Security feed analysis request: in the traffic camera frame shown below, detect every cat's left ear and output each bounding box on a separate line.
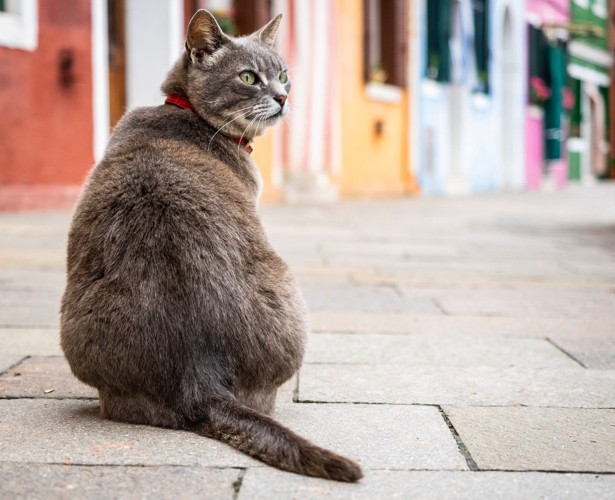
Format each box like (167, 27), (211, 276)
(253, 14), (282, 47)
(186, 10), (229, 63)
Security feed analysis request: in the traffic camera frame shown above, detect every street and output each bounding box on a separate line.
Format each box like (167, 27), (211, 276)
(1, 184), (615, 498)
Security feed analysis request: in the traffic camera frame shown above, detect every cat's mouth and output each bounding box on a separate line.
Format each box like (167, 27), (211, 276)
(267, 110), (283, 121)
(267, 105), (289, 121)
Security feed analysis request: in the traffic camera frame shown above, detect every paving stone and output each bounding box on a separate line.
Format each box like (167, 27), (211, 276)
(0, 399), (257, 467)
(293, 266), (355, 286)
(392, 265), (553, 283)
(276, 375), (297, 405)
(0, 354), (24, 375)
(301, 285), (442, 314)
(371, 261), (579, 285)
(0, 356), (97, 399)
(0, 328), (62, 356)
(549, 337), (615, 370)
(309, 312), (615, 338)
(418, 288), (615, 319)
(0, 354), (296, 404)
(274, 403), (466, 471)
(319, 241), (461, 259)
(0, 269), (66, 287)
(0, 286), (64, 305)
(443, 406), (615, 472)
(305, 333), (577, 369)
(298, 365), (615, 407)
(1, 187), (615, 497)
(0, 210), (71, 230)
(0, 463), (239, 500)
(0, 305), (60, 328)
(352, 267), (614, 290)
(0, 249), (65, 269)
(239, 469), (615, 500)
(565, 260), (615, 279)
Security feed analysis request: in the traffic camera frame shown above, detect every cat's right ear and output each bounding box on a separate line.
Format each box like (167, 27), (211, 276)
(186, 10), (229, 63)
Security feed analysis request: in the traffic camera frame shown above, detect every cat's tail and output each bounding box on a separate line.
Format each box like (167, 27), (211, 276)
(189, 396), (363, 482)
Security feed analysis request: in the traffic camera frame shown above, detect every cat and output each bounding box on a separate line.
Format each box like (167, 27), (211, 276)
(60, 10), (362, 482)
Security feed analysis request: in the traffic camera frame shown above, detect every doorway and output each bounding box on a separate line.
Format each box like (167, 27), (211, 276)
(107, 0), (126, 129)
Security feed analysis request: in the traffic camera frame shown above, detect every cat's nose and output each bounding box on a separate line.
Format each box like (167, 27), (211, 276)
(274, 94), (287, 107)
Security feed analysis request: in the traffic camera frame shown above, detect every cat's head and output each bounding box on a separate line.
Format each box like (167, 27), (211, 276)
(165, 10), (290, 142)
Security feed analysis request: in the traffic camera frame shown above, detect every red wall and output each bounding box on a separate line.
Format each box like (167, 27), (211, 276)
(0, 0), (94, 204)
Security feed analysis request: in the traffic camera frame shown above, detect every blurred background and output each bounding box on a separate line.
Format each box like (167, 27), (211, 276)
(0, 0), (613, 210)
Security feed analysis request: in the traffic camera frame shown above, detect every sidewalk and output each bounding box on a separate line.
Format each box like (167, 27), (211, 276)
(1, 185), (614, 498)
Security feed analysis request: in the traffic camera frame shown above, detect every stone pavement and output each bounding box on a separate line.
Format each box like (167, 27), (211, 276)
(1, 184), (615, 499)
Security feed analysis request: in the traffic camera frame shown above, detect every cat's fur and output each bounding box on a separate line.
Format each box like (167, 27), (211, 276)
(60, 10), (362, 482)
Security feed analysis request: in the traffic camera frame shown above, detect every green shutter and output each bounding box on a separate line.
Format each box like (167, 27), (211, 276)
(426, 0), (452, 82)
(544, 44), (566, 161)
(472, 0), (489, 93)
(569, 78), (582, 137)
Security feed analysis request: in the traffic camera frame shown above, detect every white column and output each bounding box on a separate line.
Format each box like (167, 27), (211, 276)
(409, 0), (424, 184)
(92, 0), (110, 161)
(125, 0), (184, 109)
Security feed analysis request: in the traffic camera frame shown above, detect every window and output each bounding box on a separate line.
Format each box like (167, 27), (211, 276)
(472, 0), (489, 93)
(426, 0), (452, 82)
(544, 42), (567, 161)
(426, 0), (490, 91)
(364, 0), (407, 87)
(527, 23), (569, 161)
(186, 0), (271, 36)
(527, 24), (549, 105)
(0, 0), (38, 51)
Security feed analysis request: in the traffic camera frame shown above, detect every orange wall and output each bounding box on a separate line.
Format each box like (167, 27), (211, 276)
(334, 0), (416, 198)
(0, 0), (94, 187)
(252, 131), (281, 203)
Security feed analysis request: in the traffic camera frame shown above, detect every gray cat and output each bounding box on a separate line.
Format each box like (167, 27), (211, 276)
(60, 10), (362, 482)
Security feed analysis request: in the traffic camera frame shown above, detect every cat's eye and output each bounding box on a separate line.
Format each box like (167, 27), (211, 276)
(279, 72), (288, 84)
(240, 71), (257, 85)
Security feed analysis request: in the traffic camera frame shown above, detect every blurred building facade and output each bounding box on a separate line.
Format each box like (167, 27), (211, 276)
(567, 0), (612, 182)
(0, 0), (95, 209)
(0, 0), (613, 210)
(412, 0), (526, 195)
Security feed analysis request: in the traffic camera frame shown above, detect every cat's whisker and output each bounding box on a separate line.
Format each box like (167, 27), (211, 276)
(284, 113), (294, 128)
(253, 115), (262, 138)
(238, 114), (261, 152)
(256, 114), (266, 137)
(282, 109), (297, 133)
(227, 105), (257, 115)
(208, 110), (253, 151)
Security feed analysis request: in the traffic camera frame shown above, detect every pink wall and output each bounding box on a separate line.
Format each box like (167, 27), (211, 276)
(526, 0), (569, 23)
(525, 110), (544, 190)
(524, 0), (570, 190)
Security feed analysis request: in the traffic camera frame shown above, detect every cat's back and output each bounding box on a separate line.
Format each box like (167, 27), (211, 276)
(87, 105), (251, 210)
(74, 106), (258, 250)
(65, 105), (270, 297)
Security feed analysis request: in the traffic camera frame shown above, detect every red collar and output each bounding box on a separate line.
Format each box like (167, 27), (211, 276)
(165, 94), (253, 154)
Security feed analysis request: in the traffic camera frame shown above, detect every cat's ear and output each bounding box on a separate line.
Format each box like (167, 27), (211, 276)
(253, 14), (282, 47)
(186, 10), (229, 63)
